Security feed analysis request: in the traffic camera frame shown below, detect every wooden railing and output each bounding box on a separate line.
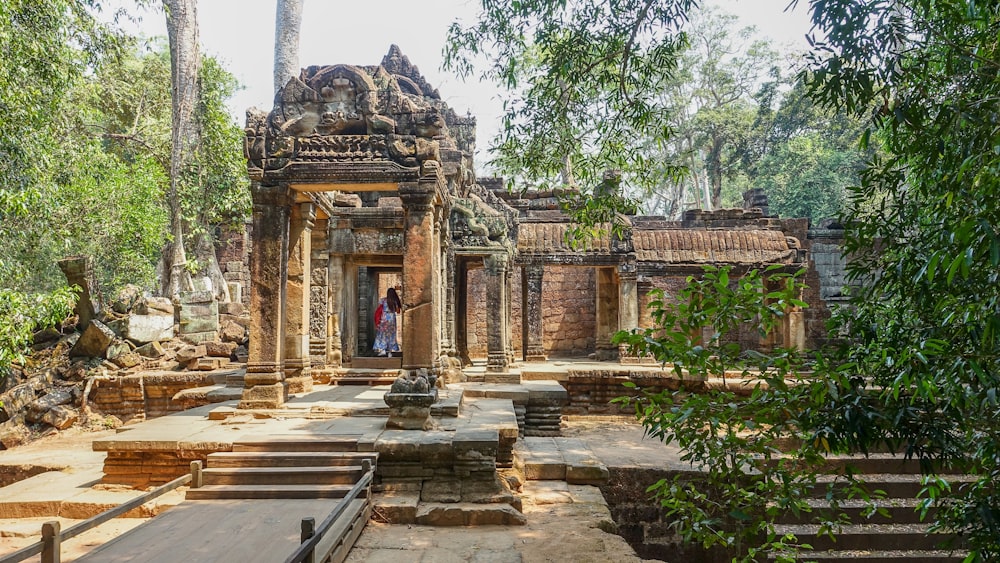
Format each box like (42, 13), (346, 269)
(0, 464), (195, 563)
(284, 459), (374, 563)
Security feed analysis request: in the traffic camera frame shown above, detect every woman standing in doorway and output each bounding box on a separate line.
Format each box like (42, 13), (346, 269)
(373, 287), (402, 356)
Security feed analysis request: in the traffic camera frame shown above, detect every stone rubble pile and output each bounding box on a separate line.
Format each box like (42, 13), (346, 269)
(0, 285), (250, 450)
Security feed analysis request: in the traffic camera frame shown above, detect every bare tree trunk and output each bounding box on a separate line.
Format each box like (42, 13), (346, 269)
(160, 0), (200, 299)
(274, 0), (304, 95)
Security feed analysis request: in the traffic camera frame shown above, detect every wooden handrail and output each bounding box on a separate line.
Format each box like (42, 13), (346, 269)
(0, 472), (192, 563)
(283, 460), (373, 563)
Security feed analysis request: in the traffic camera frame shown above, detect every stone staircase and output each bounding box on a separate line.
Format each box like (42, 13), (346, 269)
(771, 454), (971, 562)
(516, 436), (610, 484)
(186, 436), (377, 501)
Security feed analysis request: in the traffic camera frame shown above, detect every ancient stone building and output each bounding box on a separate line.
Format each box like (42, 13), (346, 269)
(238, 46), (842, 408)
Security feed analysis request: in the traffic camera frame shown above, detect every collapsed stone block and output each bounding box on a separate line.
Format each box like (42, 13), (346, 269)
(203, 341), (236, 358)
(176, 345), (207, 363)
(42, 405), (78, 430)
(135, 341), (165, 359)
(0, 384), (34, 422)
(69, 320), (115, 358)
(120, 314), (175, 344)
(135, 296), (174, 316)
(26, 388), (74, 423)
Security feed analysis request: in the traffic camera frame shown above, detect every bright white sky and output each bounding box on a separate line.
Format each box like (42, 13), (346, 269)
(111, 0), (813, 165)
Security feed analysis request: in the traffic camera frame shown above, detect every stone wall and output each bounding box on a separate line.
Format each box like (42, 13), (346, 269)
(88, 372), (220, 422)
(467, 265), (596, 359)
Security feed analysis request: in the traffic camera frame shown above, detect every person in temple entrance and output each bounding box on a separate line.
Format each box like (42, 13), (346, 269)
(373, 287), (402, 356)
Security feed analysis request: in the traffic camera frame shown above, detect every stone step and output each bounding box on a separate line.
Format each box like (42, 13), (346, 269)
(807, 474), (977, 499)
(206, 451), (377, 468)
(758, 454), (971, 476)
(185, 484), (363, 500)
(414, 502), (527, 526)
(201, 466), (364, 486)
(772, 550), (968, 563)
(518, 437), (609, 484)
(773, 524), (965, 552)
(231, 435), (361, 453)
(774, 498), (936, 525)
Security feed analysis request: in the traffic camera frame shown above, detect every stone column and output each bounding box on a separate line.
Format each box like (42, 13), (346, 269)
(327, 254), (344, 368)
(399, 181), (436, 372)
(456, 259), (470, 365)
(485, 253), (512, 373)
(342, 262), (358, 364)
(617, 262), (639, 364)
(241, 184), (291, 409)
(522, 264), (546, 362)
(57, 256), (101, 327)
(283, 201), (314, 394)
(594, 267), (619, 360)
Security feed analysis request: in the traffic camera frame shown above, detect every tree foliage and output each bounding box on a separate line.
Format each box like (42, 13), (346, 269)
(445, 0), (694, 193)
(454, 0), (1000, 559)
(802, 0), (1000, 556)
(0, 287), (77, 383)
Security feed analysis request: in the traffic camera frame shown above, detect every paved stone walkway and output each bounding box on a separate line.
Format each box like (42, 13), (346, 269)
(349, 481), (664, 563)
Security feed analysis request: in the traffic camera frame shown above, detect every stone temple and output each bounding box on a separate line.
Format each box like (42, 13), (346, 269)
(238, 45), (844, 410)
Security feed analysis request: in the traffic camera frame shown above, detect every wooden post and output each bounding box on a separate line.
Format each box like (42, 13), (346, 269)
(41, 520), (61, 563)
(190, 460), (203, 489)
(300, 517), (316, 563)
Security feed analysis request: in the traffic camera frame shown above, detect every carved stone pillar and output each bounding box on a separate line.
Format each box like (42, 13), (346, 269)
(594, 267), (619, 361)
(327, 254), (344, 368)
(442, 251), (457, 356)
(485, 253), (511, 373)
(399, 181), (436, 372)
(241, 184), (291, 409)
(617, 262), (639, 364)
(284, 202), (314, 394)
(522, 264), (546, 362)
(309, 218), (329, 371)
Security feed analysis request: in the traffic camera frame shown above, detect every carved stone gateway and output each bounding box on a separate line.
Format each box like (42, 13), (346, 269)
(240, 46), (503, 408)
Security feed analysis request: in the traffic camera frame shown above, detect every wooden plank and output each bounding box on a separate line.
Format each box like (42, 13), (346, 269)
(74, 499), (343, 563)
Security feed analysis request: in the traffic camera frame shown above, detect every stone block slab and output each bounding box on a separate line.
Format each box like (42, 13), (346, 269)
(415, 503), (526, 526)
(373, 492), (419, 524)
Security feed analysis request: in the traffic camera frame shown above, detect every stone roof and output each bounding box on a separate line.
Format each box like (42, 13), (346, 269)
(517, 223), (612, 254)
(633, 229), (795, 264)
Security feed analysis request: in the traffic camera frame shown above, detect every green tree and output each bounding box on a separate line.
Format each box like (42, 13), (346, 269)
(454, 0), (1000, 559)
(444, 0), (694, 195)
(803, 0), (1000, 556)
(755, 133), (859, 221)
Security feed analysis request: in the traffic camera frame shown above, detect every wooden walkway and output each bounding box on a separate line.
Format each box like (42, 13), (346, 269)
(75, 498), (366, 563)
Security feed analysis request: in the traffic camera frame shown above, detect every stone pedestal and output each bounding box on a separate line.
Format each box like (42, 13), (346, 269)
(384, 392), (437, 430)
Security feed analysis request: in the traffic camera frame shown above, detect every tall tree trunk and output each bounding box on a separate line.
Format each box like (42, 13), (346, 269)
(274, 0), (303, 95)
(707, 135), (723, 210)
(160, 0), (200, 299)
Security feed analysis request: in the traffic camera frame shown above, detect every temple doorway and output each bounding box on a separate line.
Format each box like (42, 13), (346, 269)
(357, 267), (402, 358)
